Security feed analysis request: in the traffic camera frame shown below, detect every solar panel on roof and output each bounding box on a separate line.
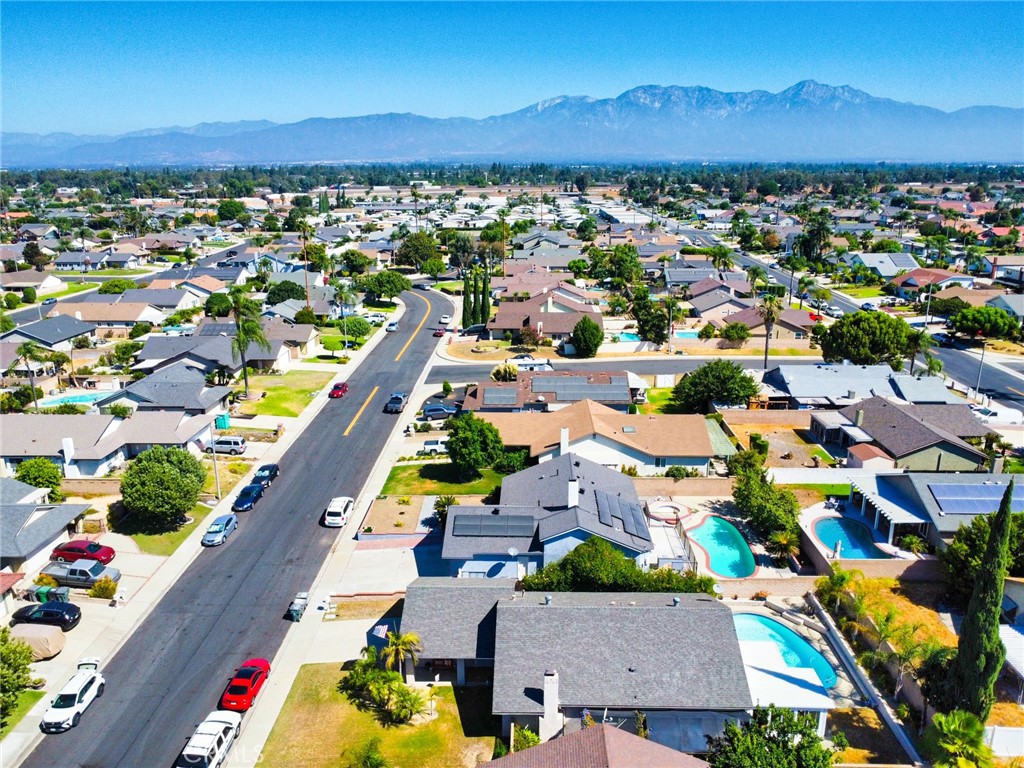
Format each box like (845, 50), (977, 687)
(630, 505), (651, 541)
(532, 377), (584, 393)
(621, 504), (638, 536)
(451, 514), (536, 537)
(928, 482), (1024, 514)
(483, 388), (518, 405)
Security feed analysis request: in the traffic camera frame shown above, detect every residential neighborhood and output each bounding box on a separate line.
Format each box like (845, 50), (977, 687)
(1, 160), (1023, 768)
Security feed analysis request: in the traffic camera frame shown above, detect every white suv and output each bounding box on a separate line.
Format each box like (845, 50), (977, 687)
(324, 496), (354, 528)
(40, 658), (105, 733)
(175, 710), (242, 768)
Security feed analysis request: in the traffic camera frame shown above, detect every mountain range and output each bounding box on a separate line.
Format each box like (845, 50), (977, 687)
(4, 82), (1022, 167)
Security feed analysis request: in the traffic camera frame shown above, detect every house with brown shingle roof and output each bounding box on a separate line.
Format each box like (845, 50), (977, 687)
(48, 302), (166, 336)
(892, 268), (974, 299)
(489, 724), (709, 767)
(477, 399), (717, 475)
(487, 292), (603, 342)
(709, 307), (817, 339)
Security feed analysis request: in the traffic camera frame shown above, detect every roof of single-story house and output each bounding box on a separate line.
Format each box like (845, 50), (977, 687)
(401, 577), (517, 659)
(761, 364), (962, 407)
(0, 315), (96, 348)
(94, 361), (232, 412)
(0, 501), (93, 559)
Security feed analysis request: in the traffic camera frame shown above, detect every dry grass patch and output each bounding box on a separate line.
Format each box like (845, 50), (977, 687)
(330, 598), (404, 621)
(989, 701), (1024, 727)
(829, 707), (909, 764)
(260, 663), (499, 768)
(853, 578), (956, 649)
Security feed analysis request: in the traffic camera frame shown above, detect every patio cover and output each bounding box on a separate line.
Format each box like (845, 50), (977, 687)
(852, 476), (930, 525)
(998, 623), (1024, 702)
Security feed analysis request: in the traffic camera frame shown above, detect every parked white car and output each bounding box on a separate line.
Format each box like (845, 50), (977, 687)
(40, 658), (105, 733)
(825, 306), (844, 318)
(324, 496), (354, 528)
(970, 404), (1024, 425)
(175, 710), (242, 768)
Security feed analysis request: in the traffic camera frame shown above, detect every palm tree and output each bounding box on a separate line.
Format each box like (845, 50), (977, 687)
(925, 353), (944, 377)
(746, 265), (767, 292)
(381, 631), (422, 673)
(337, 283), (358, 348)
(709, 246), (735, 274)
(797, 276), (815, 309)
(903, 330), (934, 373)
(7, 341), (48, 413)
(756, 294), (783, 370)
(815, 562), (863, 613)
(765, 529), (801, 564)
(228, 286), (271, 399)
(929, 710), (994, 768)
(297, 220), (314, 307)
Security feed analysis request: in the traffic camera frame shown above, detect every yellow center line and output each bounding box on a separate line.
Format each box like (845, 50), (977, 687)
(343, 385), (379, 436)
(394, 291), (431, 362)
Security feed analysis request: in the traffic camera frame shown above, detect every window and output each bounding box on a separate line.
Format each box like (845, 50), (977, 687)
(655, 458), (667, 468)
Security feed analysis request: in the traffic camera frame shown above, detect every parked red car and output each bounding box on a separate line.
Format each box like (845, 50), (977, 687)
(50, 540), (116, 565)
(220, 658), (271, 711)
(328, 382), (349, 399)
(432, 328), (446, 337)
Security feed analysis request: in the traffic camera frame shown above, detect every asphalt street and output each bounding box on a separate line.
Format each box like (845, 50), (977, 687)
(21, 288), (454, 768)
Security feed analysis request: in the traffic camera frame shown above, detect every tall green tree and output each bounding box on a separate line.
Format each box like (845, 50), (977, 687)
(395, 231), (438, 269)
(380, 632), (422, 672)
(0, 627), (33, 722)
(756, 294), (783, 369)
(479, 265), (491, 324)
(120, 446), (206, 532)
(14, 457), (64, 501)
(445, 412), (503, 480)
(954, 481), (1012, 721)
(671, 360), (759, 414)
(819, 311), (911, 370)
(571, 316), (603, 358)
(361, 270), (411, 300)
(229, 286), (271, 399)
(461, 271), (472, 327)
(468, 269), (479, 327)
(903, 329), (934, 373)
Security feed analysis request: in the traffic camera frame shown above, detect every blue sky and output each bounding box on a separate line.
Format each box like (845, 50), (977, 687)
(3, 1), (1021, 134)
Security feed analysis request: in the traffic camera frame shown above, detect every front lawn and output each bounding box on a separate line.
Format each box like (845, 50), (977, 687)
(260, 664), (498, 768)
(0, 690), (45, 741)
(839, 286), (885, 299)
(89, 268), (150, 276)
(381, 464), (502, 496)
(638, 387), (679, 415)
(200, 458), (253, 497)
(41, 281), (97, 300)
(237, 371), (334, 417)
(852, 578), (957, 649)
(109, 502), (214, 557)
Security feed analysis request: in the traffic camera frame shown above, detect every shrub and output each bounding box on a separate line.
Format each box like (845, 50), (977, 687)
(107, 403), (132, 418)
(513, 725), (540, 752)
(620, 464), (639, 477)
(0, 627), (33, 720)
(89, 576), (118, 600)
(128, 322), (152, 339)
(15, 457), (64, 501)
(22, 287), (36, 304)
(120, 446), (206, 532)
(493, 450), (527, 475)
(4, 292), (22, 309)
(398, 496), (411, 506)
(349, 737), (390, 768)
(442, 380), (453, 397)
(34, 574), (58, 588)
(665, 465), (700, 479)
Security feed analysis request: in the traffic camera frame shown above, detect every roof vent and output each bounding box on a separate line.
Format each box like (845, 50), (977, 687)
(628, 666), (637, 673)
(491, 508), (501, 515)
(622, 426), (637, 434)
(672, 596), (680, 606)
(544, 595), (552, 605)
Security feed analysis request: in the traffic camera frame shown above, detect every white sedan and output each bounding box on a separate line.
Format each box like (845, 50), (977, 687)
(440, 314), (452, 325)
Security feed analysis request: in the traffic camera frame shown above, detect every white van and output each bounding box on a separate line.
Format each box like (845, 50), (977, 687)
(205, 436), (247, 456)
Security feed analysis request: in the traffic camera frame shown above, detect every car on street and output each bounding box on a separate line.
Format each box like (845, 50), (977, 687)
(171, 262), (183, 269)
(440, 314), (452, 324)
(414, 282), (431, 290)
(384, 392), (408, 413)
(51, 540), (116, 565)
(323, 496), (354, 528)
(860, 302), (878, 311)
(40, 659), (104, 733)
(253, 463), (279, 488)
(825, 306), (844, 319)
(422, 403), (458, 420)
(931, 332), (955, 347)
(42, 297), (58, 306)
(385, 321), (399, 332)
(11, 602), (82, 631)
(433, 327), (446, 337)
(328, 381), (349, 399)
(201, 514), (238, 547)
(219, 658), (271, 711)
(231, 483), (264, 512)
(175, 710), (242, 768)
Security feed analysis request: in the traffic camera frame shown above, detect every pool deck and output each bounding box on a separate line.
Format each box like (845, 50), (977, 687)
(799, 503), (914, 561)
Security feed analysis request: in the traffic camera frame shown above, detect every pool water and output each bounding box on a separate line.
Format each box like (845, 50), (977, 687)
(617, 330), (700, 342)
(734, 613), (838, 688)
(688, 516), (756, 578)
(814, 517), (889, 559)
(38, 391), (110, 407)
(618, 332), (642, 342)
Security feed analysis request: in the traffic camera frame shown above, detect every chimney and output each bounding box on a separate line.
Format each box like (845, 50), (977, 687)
(558, 427), (569, 456)
(74, 311), (82, 321)
(854, 409), (865, 427)
(848, 390), (857, 401)
(539, 670), (561, 741)
(61, 437), (75, 461)
(567, 479), (579, 508)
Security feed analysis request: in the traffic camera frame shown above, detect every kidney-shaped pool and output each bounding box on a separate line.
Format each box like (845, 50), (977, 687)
(733, 613), (838, 688)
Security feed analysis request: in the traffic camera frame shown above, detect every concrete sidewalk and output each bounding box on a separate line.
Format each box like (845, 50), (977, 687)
(2, 299), (409, 768)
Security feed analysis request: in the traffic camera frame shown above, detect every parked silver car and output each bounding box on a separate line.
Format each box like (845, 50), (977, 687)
(202, 514), (238, 546)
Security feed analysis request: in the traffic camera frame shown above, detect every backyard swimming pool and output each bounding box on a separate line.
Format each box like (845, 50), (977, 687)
(814, 516), (889, 559)
(687, 516), (756, 578)
(37, 391), (110, 408)
(617, 329), (701, 342)
(733, 613), (838, 688)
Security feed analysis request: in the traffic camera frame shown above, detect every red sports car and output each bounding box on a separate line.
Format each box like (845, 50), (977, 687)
(432, 328), (445, 337)
(50, 540), (116, 565)
(220, 658), (271, 711)
(328, 382), (349, 399)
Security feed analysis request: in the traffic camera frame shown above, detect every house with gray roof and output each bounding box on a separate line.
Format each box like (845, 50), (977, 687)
(0, 315), (97, 351)
(811, 396), (988, 472)
(761, 363), (962, 409)
(1, 496), (92, 579)
(401, 582), (834, 750)
(687, 289), (755, 320)
(440, 453), (652, 578)
(93, 361), (232, 415)
(118, 288), (201, 312)
(848, 472), (1020, 549)
(134, 334), (290, 376)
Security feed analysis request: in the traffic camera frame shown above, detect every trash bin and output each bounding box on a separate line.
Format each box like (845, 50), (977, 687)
(215, 414), (231, 429)
(34, 586), (52, 603)
(48, 587), (70, 603)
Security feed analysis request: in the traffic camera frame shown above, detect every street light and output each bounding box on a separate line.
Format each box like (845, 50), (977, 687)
(975, 331), (987, 400)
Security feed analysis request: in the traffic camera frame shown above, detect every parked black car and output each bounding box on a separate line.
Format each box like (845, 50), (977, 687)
(253, 464), (280, 489)
(231, 483), (265, 512)
(11, 602), (82, 632)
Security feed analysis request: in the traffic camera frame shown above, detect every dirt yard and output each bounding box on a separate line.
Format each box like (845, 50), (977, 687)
(729, 424), (833, 468)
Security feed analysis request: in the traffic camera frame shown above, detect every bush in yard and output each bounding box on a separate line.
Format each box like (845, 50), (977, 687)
(22, 287), (36, 304)
(34, 573), (58, 587)
(446, 413), (504, 480)
(343, 316), (372, 339)
(671, 360), (759, 414)
(490, 362), (518, 382)
(98, 278), (137, 295)
(205, 293), (232, 318)
(0, 627), (33, 722)
(4, 292), (21, 310)
(89, 576), (118, 600)
(120, 446), (206, 532)
(720, 322), (750, 345)
(733, 466), (800, 539)
(705, 705), (840, 768)
(570, 316), (603, 358)
(665, 465), (700, 479)
(441, 380), (453, 397)
(493, 449), (527, 475)
(128, 321), (153, 339)
(348, 737), (390, 768)
(513, 725), (540, 752)
(433, 495), (458, 529)
(266, 280), (306, 305)
(107, 403), (132, 418)
(15, 457), (64, 501)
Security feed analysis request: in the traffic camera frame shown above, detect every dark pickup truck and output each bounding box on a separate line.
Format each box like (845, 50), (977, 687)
(40, 560), (122, 588)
